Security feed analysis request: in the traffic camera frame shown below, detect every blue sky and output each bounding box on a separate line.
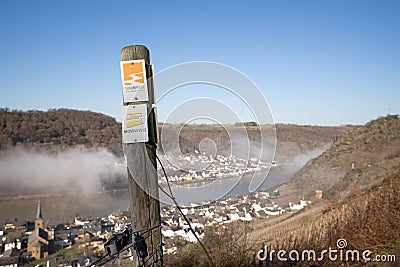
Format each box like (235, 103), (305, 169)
(0, 0), (399, 125)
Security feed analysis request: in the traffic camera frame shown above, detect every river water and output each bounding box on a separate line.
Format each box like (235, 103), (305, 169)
(0, 167), (293, 225)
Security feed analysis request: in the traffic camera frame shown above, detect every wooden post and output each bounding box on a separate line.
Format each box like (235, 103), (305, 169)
(121, 45), (162, 266)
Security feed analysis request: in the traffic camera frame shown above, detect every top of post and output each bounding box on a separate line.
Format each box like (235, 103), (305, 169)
(121, 45), (150, 64)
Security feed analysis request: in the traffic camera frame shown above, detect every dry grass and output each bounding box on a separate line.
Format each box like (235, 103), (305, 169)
(165, 223), (257, 267)
(257, 171), (400, 266)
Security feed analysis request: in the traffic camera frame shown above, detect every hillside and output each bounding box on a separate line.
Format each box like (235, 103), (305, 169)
(0, 108), (349, 160)
(159, 123), (348, 160)
(0, 108), (122, 155)
(290, 114), (400, 199)
(255, 170), (400, 267)
(256, 122), (400, 264)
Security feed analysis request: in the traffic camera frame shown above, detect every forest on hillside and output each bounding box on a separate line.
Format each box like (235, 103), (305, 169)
(0, 108), (122, 155)
(0, 108), (348, 159)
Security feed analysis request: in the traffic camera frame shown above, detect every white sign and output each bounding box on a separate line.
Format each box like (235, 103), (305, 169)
(122, 104), (148, 143)
(120, 59), (149, 103)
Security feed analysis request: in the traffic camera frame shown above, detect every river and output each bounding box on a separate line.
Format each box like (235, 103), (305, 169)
(0, 167), (294, 225)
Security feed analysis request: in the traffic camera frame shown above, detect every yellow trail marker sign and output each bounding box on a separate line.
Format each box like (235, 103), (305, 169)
(122, 104), (148, 143)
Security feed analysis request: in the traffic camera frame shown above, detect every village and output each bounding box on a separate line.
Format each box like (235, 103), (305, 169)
(0, 151), (306, 266)
(157, 150), (276, 184)
(0, 186), (310, 266)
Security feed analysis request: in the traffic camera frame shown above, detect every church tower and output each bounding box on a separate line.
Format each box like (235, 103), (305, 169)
(34, 200), (43, 230)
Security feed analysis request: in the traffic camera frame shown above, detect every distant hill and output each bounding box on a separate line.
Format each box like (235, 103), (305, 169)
(290, 114), (400, 199)
(0, 108), (349, 159)
(0, 108), (122, 155)
(159, 123), (348, 160)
